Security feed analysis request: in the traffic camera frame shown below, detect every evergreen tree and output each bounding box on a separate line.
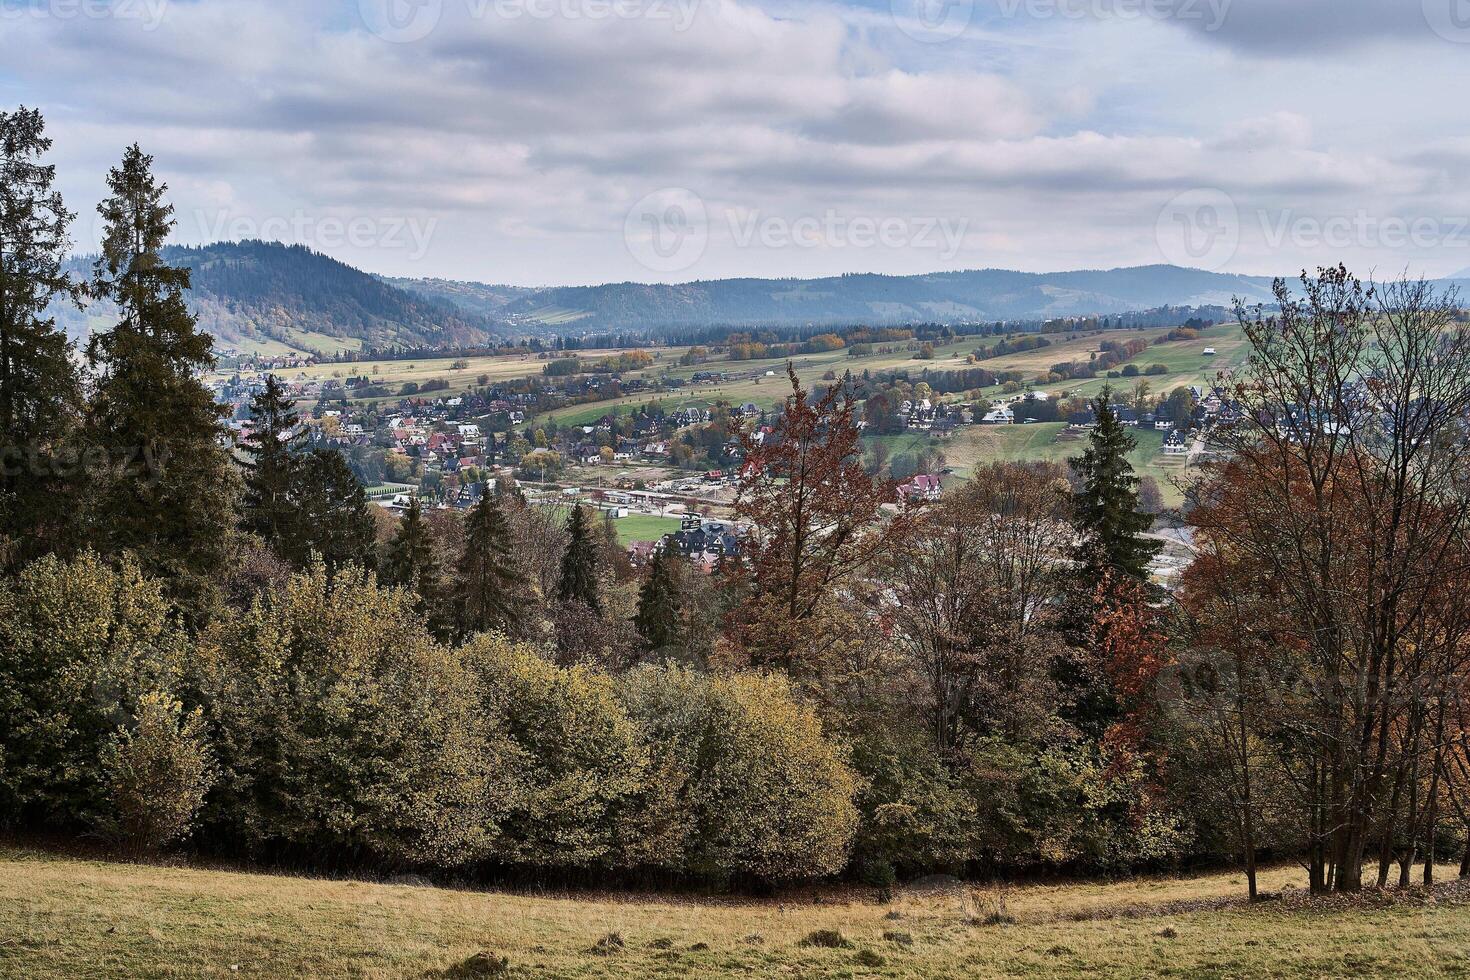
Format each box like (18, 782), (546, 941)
(0, 107), (82, 566)
(1069, 389), (1161, 581)
(455, 491), (525, 639)
(384, 496), (439, 611)
(282, 449), (376, 578)
(557, 504), (600, 612)
(634, 547), (683, 654)
(86, 145), (237, 602)
(239, 374), (299, 547)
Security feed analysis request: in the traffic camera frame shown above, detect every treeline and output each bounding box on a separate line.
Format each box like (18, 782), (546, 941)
(658, 323), (942, 350)
(543, 351), (655, 376)
(0, 556), (855, 882)
(874, 366), (1005, 396)
(972, 335), (1051, 359)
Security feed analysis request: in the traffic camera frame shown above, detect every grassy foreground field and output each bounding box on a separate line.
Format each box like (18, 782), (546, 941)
(3, 846), (1469, 979)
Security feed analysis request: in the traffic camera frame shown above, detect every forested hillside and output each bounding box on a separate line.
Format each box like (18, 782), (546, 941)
(54, 241), (500, 355)
(382, 276), (537, 318)
(466, 266), (1280, 331)
(53, 247), (1280, 352)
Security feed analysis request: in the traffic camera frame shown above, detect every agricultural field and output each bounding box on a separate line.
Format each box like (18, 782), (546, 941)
(612, 514), (682, 545)
(528, 337), (982, 428)
(528, 327), (1220, 506)
(529, 325), (1241, 428)
(1060, 324), (1251, 401)
(3, 845), (1468, 978)
(219, 347), (695, 403)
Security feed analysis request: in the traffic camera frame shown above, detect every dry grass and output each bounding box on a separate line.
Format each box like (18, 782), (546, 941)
(3, 845), (1470, 978)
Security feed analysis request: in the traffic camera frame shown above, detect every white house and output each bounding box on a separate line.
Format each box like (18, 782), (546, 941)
(981, 403), (1015, 425)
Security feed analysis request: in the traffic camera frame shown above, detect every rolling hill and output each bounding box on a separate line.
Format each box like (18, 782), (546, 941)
(55, 241), (502, 357)
(395, 265), (1282, 332)
(380, 276), (537, 319)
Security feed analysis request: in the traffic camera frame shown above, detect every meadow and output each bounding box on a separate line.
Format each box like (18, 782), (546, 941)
(525, 325), (1245, 429)
(3, 845), (1467, 978)
(612, 514), (682, 545)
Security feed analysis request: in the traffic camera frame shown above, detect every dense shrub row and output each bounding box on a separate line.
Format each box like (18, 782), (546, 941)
(0, 555), (858, 883)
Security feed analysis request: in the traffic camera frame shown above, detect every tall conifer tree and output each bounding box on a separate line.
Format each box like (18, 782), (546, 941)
(87, 145), (237, 600)
(384, 496), (439, 612)
(240, 374), (299, 547)
(557, 504), (600, 612)
(0, 107), (82, 565)
(1069, 389), (1160, 581)
(455, 491), (525, 639)
(282, 449), (376, 578)
(634, 546), (683, 654)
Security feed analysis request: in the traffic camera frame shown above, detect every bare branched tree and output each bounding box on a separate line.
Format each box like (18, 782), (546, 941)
(1186, 266), (1470, 894)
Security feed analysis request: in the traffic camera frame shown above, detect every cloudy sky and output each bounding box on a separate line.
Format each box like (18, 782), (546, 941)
(5, 0), (1470, 285)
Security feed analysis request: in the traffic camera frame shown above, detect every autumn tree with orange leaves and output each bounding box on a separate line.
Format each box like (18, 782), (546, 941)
(730, 367), (900, 674)
(1091, 572), (1172, 766)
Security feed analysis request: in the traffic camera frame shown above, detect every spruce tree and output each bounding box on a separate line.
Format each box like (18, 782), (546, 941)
(634, 547), (683, 654)
(282, 449), (376, 578)
(455, 491), (525, 639)
(240, 374), (300, 547)
(87, 145), (237, 602)
(384, 496), (439, 610)
(0, 107), (82, 565)
(557, 504), (600, 612)
(1069, 389), (1161, 581)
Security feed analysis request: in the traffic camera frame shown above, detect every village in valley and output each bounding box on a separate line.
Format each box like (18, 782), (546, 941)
(208, 321), (1241, 581)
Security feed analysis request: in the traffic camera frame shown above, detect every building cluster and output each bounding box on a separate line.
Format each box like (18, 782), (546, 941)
(627, 513), (742, 573)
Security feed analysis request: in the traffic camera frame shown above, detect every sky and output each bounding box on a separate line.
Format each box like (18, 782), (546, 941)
(5, 0), (1470, 286)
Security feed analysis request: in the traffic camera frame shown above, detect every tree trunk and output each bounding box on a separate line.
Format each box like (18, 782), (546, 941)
(1424, 708), (1447, 888)
(1234, 671), (1258, 901)
(1243, 828), (1258, 901)
(1376, 749), (1413, 888)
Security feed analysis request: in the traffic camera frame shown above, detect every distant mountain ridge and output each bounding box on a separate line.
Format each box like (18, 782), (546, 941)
(381, 276), (538, 319)
(55, 241), (500, 356)
(395, 264), (1282, 333)
(59, 242), (1464, 358)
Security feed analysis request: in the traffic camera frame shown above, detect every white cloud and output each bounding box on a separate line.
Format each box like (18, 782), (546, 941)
(2, 0), (1468, 282)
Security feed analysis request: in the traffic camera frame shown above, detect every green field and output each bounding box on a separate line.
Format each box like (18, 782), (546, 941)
(528, 338), (984, 427)
(3, 845), (1468, 978)
(220, 348), (695, 405)
(613, 514), (681, 545)
(1061, 324), (1250, 401)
